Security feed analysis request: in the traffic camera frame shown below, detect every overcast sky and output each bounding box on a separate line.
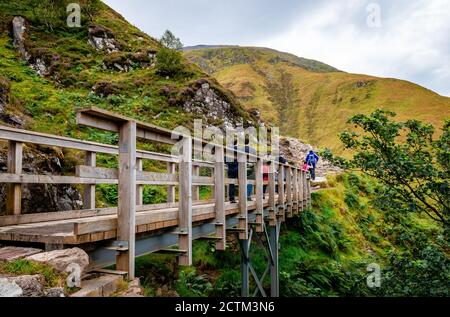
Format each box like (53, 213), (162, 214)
(102, 0), (450, 97)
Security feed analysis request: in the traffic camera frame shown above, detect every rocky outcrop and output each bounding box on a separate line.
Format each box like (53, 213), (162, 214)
(12, 17), (50, 76)
(279, 136), (342, 177)
(102, 50), (156, 72)
(181, 82), (241, 128)
(88, 24), (120, 53)
(26, 248), (89, 274)
(0, 149), (83, 215)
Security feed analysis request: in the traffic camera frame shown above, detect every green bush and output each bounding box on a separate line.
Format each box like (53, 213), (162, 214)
(155, 47), (184, 77)
(176, 269), (213, 297)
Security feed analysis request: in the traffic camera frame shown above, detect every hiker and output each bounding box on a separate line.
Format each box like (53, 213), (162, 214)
(305, 150), (319, 180)
(263, 163), (270, 198)
(225, 138), (257, 203)
(226, 142), (239, 204)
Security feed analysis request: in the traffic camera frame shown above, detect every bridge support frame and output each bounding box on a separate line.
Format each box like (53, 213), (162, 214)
(238, 219), (279, 298)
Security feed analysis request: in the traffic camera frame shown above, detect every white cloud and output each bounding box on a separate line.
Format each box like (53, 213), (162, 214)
(258, 0), (450, 96)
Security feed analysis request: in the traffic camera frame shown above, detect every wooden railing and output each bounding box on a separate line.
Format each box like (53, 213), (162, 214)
(0, 107), (311, 279)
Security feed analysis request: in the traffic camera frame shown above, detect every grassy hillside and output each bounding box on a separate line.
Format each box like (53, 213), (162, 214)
(184, 47), (450, 154)
(0, 1), (254, 140)
(134, 173), (449, 297)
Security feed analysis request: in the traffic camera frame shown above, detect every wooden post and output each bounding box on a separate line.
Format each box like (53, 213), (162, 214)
(299, 170), (304, 212)
(136, 158), (143, 206)
(214, 145), (226, 250)
(286, 167), (293, 218)
(303, 171), (308, 208)
(277, 164), (285, 222)
(6, 141), (23, 215)
(192, 165), (200, 201)
(178, 136), (193, 265)
(116, 121), (137, 280)
(238, 150), (248, 240)
(307, 176), (312, 205)
(82, 151), (96, 210)
(167, 162), (176, 203)
(293, 168), (299, 214)
(255, 158), (264, 233)
(268, 161), (277, 227)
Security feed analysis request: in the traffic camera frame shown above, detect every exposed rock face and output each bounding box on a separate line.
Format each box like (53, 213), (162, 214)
(12, 16), (28, 60)
(88, 24), (119, 53)
(11, 17), (49, 76)
(0, 150), (83, 215)
(279, 136), (342, 177)
(26, 248), (89, 274)
(182, 82), (239, 128)
(102, 50), (157, 72)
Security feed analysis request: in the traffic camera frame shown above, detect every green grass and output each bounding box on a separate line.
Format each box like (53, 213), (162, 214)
(0, 259), (66, 288)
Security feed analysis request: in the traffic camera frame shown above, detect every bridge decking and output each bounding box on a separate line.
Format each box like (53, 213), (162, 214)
(0, 198), (282, 245)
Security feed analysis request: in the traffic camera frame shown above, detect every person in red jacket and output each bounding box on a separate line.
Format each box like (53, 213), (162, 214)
(263, 164), (270, 197)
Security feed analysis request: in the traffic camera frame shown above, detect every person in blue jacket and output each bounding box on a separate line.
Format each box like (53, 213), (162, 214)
(305, 150), (319, 180)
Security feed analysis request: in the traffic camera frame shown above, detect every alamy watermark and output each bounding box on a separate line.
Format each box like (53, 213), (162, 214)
(366, 263), (381, 288)
(67, 3), (81, 28)
(366, 2), (382, 28)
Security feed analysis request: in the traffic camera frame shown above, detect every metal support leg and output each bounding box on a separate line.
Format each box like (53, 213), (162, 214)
(240, 238), (250, 297)
(269, 223), (279, 297)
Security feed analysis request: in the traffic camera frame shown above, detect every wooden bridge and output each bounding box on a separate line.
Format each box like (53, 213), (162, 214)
(0, 107), (311, 297)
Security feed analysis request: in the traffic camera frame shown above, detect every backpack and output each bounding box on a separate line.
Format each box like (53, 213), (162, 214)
(306, 153), (316, 165)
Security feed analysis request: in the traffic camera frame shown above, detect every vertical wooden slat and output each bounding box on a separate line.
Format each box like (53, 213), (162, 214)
(255, 157), (264, 232)
(178, 136), (193, 265)
(116, 121), (137, 280)
(303, 171), (308, 208)
(238, 150), (248, 240)
(192, 165), (200, 201)
(214, 145), (226, 250)
(6, 141), (23, 215)
(293, 168), (299, 214)
(136, 158), (143, 206)
(83, 151), (96, 210)
(286, 167), (293, 218)
(277, 164), (285, 222)
(167, 162), (176, 203)
(299, 169), (304, 212)
(307, 175), (312, 205)
(268, 161), (277, 227)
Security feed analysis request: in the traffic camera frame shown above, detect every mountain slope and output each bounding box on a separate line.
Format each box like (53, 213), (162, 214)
(0, 1), (256, 141)
(184, 47), (450, 154)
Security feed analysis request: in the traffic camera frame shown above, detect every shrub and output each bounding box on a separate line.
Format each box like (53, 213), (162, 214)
(155, 47), (184, 77)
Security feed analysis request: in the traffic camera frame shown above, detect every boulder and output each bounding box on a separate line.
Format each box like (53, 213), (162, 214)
(44, 287), (65, 297)
(0, 247), (42, 261)
(88, 24), (119, 53)
(8, 275), (44, 297)
(26, 247), (89, 274)
(12, 16), (29, 60)
(0, 278), (23, 297)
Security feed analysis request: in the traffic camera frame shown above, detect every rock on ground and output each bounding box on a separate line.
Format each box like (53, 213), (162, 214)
(0, 278), (23, 297)
(0, 275), (45, 297)
(26, 247), (89, 274)
(0, 247), (43, 261)
(279, 136), (342, 177)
